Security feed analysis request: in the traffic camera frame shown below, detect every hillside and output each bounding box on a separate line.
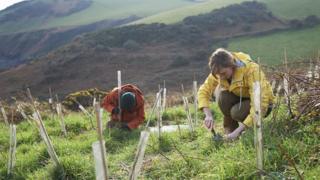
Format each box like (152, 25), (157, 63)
(0, 0), (206, 70)
(0, 2), (289, 99)
(2, 0), (319, 71)
(129, 0), (320, 25)
(228, 24), (320, 64)
(0, 0), (203, 35)
(0, 16), (139, 70)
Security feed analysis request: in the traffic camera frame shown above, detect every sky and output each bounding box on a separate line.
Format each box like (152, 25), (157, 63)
(0, 0), (26, 11)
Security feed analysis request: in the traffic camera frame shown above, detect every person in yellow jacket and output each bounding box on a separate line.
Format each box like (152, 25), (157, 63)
(198, 48), (275, 140)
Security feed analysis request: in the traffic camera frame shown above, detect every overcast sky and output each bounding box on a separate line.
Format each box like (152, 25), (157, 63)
(0, 0), (26, 11)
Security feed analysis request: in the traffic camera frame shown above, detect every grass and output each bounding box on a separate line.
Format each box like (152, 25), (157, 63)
(0, 0), (197, 34)
(127, 0), (246, 25)
(227, 25), (320, 65)
(1, 0), (320, 34)
(45, 0), (195, 29)
(263, 0), (320, 20)
(128, 0), (320, 25)
(0, 100), (319, 179)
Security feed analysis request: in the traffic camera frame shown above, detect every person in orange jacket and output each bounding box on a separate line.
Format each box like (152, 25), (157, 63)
(102, 84), (145, 130)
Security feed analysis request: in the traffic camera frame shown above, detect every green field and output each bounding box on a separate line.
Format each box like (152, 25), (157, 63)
(127, 0), (245, 25)
(1, 0), (319, 34)
(44, 0), (196, 29)
(0, 101), (319, 179)
(264, 0), (320, 20)
(228, 25), (320, 65)
(0, 0), (198, 34)
(129, 0), (320, 25)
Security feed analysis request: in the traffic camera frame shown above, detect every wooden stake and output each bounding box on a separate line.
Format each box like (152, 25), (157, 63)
(156, 92), (162, 138)
(117, 70), (122, 122)
(129, 131), (150, 180)
(276, 84), (282, 97)
(314, 65), (319, 80)
(145, 89), (163, 129)
(253, 58), (263, 176)
(162, 88), (167, 112)
(183, 96), (194, 133)
(271, 80), (276, 92)
(283, 49), (293, 117)
(56, 103), (67, 136)
(193, 81), (198, 126)
(253, 82), (263, 175)
(181, 84), (194, 132)
(162, 81), (166, 111)
(78, 103), (95, 129)
(92, 103), (108, 180)
(7, 111), (16, 175)
(0, 101), (9, 125)
(49, 88), (53, 105)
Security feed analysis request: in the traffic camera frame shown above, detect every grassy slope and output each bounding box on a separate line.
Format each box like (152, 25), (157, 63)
(129, 0), (320, 25)
(0, 102), (319, 179)
(264, 0), (320, 20)
(44, 0), (195, 28)
(0, 0), (196, 34)
(228, 25), (320, 65)
(3, 0), (320, 33)
(127, 0), (245, 25)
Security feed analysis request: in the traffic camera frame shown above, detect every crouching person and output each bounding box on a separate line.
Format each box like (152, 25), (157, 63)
(198, 48), (275, 140)
(102, 84), (145, 131)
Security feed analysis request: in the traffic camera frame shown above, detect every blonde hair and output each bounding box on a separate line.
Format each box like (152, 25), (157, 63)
(208, 48), (236, 76)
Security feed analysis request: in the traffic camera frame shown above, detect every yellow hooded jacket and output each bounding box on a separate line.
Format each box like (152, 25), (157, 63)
(198, 52), (275, 127)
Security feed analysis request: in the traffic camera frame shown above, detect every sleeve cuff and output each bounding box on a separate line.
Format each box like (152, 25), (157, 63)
(243, 116), (253, 127)
(198, 101), (210, 110)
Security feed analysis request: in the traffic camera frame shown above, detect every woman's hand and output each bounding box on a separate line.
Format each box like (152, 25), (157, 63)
(204, 115), (214, 130)
(203, 107), (214, 130)
(226, 123), (246, 140)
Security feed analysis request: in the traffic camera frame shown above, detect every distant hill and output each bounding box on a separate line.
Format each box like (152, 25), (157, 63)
(0, 15), (139, 70)
(0, 0), (202, 35)
(128, 0), (320, 25)
(0, 2), (289, 99)
(0, 0), (206, 70)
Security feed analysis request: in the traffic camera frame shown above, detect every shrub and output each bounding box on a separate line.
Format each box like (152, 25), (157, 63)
(122, 39), (140, 50)
(62, 88), (106, 111)
(169, 56), (190, 68)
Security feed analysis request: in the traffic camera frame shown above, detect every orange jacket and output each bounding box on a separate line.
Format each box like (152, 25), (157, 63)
(102, 84), (145, 129)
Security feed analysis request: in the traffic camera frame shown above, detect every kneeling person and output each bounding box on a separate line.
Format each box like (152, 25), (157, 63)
(198, 48), (275, 140)
(102, 84), (145, 130)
